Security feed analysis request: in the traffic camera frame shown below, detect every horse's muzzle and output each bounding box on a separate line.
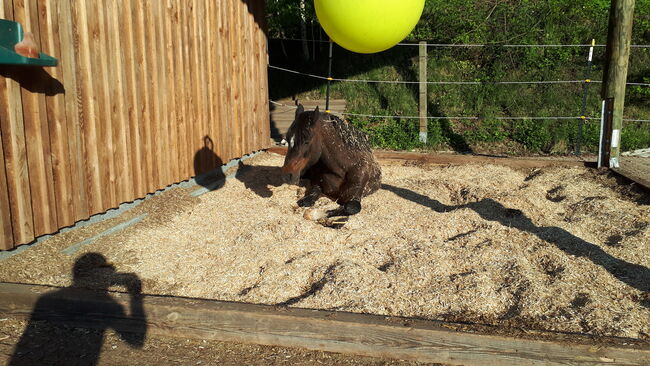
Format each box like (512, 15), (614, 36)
(281, 165), (300, 185)
(282, 157), (308, 185)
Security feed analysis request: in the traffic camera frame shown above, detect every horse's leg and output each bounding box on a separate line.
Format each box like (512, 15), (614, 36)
(329, 169), (369, 216)
(297, 183), (322, 207)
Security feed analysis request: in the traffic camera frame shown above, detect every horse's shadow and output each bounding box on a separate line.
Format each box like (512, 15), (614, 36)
(234, 164), (285, 198)
(382, 183), (650, 305)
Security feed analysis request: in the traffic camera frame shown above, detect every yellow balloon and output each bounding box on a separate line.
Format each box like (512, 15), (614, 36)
(315, 0), (425, 54)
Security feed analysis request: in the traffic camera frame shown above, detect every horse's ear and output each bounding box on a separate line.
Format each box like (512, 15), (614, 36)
(311, 106), (320, 126)
(295, 104), (304, 120)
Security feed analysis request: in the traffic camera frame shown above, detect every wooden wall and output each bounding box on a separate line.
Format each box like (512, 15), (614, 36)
(0, 0), (270, 250)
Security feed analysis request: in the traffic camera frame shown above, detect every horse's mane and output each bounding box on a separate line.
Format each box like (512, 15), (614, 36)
(319, 113), (372, 152)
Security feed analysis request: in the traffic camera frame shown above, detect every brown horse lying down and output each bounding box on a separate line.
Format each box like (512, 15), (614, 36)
(282, 104), (381, 221)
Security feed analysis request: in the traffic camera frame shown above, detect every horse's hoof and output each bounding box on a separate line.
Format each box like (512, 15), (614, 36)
(343, 201), (362, 215)
(304, 208), (327, 221)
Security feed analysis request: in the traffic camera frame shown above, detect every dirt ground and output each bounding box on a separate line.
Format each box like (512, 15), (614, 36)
(0, 318), (432, 366)
(1, 151), (649, 342)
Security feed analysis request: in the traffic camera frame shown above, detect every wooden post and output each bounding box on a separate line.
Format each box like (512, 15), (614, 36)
(601, 0), (636, 168)
(419, 41), (427, 144)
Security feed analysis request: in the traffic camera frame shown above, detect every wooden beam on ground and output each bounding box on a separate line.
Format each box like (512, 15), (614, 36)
(613, 157), (650, 190)
(266, 147), (592, 169)
(0, 282), (648, 365)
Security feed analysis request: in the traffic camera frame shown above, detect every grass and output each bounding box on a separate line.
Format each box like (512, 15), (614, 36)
(269, 41), (650, 155)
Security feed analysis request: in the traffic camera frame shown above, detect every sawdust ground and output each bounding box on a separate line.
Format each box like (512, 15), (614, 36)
(1, 151), (648, 340)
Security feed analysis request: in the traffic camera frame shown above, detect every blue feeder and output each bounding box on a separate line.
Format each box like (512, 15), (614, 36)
(0, 19), (57, 67)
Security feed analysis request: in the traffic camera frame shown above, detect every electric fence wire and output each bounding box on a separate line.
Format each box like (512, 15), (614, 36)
(268, 42), (649, 122)
(270, 37), (650, 48)
(268, 65), (650, 87)
(269, 100), (650, 123)
(268, 65), (614, 85)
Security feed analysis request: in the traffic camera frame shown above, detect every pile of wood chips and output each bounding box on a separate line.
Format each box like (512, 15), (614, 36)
(1, 151), (648, 339)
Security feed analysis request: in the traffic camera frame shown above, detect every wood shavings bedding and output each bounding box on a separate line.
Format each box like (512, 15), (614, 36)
(1, 151), (648, 339)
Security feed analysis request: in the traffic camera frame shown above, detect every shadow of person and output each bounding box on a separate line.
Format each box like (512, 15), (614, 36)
(234, 163), (285, 198)
(9, 253), (147, 366)
(193, 135), (226, 190)
(0, 65), (65, 96)
(381, 184), (650, 303)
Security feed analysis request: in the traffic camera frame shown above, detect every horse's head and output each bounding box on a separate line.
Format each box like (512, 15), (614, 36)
(282, 104), (323, 184)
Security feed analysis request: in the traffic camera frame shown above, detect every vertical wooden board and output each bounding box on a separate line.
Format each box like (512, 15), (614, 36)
(209, 0), (226, 166)
(169, 0), (184, 182)
(86, 0), (116, 211)
(256, 0), (271, 146)
(132, 0), (153, 195)
(204, 0), (220, 170)
(38, 0), (75, 228)
(255, 0), (269, 149)
(236, 0), (248, 155)
(248, 0), (259, 152)
(162, 0), (178, 184)
(2, 0), (14, 20)
(0, 76), (34, 246)
(212, 0), (225, 162)
(70, 0), (103, 215)
(187, 0), (202, 176)
(223, 0), (237, 161)
(13, 0), (59, 236)
(182, 1), (195, 179)
(143, 1), (162, 191)
(232, 0), (243, 158)
(236, 1), (250, 157)
(176, 1), (188, 179)
(244, 0), (259, 153)
(243, 0), (257, 154)
(56, 0), (88, 222)
(187, 0), (203, 175)
(106, 0), (134, 205)
(196, 0), (213, 167)
(243, 0), (254, 155)
(0, 130), (14, 250)
(155, 0), (171, 188)
(77, 2), (115, 215)
(119, 0), (145, 200)
(0, 2), (18, 248)
(164, 0), (176, 186)
(215, 1), (232, 162)
(186, 0), (197, 173)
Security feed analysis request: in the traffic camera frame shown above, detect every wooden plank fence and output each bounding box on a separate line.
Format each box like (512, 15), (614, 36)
(0, 0), (270, 250)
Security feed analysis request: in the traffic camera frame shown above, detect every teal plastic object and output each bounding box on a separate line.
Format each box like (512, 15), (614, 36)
(0, 18), (57, 67)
